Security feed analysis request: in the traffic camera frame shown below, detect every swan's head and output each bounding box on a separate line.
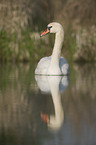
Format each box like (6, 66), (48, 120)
(40, 22), (63, 37)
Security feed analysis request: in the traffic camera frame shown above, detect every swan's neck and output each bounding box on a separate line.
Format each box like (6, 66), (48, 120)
(50, 29), (64, 65)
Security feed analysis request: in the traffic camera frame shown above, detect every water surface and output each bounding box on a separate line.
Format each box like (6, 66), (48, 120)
(0, 63), (96, 145)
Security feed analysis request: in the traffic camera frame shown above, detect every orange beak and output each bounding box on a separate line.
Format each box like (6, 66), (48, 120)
(40, 28), (50, 37)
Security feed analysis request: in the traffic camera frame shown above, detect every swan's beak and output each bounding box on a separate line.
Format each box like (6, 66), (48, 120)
(40, 28), (50, 37)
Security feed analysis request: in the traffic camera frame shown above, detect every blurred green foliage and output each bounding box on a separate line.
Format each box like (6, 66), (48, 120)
(64, 26), (76, 61)
(0, 28), (47, 62)
(0, 30), (11, 62)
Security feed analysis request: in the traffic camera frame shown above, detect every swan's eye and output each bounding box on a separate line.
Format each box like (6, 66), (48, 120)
(47, 26), (52, 31)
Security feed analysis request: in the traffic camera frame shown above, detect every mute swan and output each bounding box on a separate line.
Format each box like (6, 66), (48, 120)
(35, 75), (69, 131)
(35, 22), (69, 75)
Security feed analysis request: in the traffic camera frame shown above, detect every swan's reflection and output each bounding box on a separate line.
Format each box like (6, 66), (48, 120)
(35, 75), (69, 131)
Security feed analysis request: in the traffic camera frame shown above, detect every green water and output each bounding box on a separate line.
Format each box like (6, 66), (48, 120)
(0, 63), (96, 145)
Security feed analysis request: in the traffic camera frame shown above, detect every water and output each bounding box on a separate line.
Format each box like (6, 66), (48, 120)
(0, 63), (96, 145)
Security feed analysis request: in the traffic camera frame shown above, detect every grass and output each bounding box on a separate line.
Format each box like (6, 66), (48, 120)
(0, 24), (95, 63)
(0, 28), (48, 63)
(63, 26), (77, 62)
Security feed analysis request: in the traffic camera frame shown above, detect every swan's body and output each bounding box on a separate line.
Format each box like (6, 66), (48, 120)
(35, 22), (69, 75)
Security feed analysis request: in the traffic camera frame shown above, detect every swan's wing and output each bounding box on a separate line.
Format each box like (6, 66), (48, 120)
(35, 56), (51, 75)
(59, 57), (69, 75)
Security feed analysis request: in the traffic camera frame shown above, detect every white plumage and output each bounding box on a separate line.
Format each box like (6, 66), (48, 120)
(35, 22), (69, 75)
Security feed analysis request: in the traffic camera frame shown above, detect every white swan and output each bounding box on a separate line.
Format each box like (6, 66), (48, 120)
(35, 75), (69, 131)
(35, 22), (69, 75)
